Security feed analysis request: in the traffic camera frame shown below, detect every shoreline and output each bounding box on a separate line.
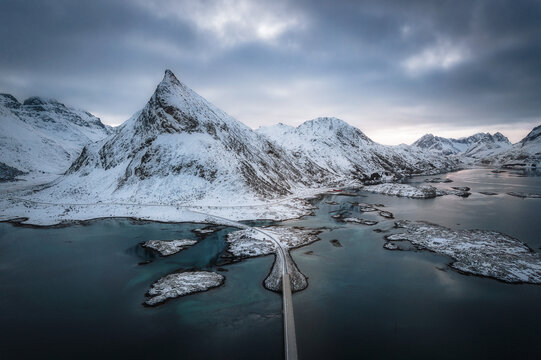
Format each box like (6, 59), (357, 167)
(0, 167), (475, 227)
(0, 185), (333, 227)
(3, 166), (536, 230)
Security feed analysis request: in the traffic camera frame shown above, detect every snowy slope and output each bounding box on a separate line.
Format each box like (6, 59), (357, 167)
(462, 133), (511, 159)
(488, 125), (541, 166)
(412, 134), (469, 155)
(33, 70), (328, 205)
(413, 127), (540, 167)
(258, 117), (459, 182)
(412, 132), (511, 161)
(0, 93), (112, 179)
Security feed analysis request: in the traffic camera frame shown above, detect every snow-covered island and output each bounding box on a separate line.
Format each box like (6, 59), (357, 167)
(145, 271), (225, 306)
(363, 183), (439, 198)
(342, 217), (378, 225)
(384, 220), (541, 284)
(424, 177), (453, 183)
(362, 183), (473, 198)
(142, 239), (197, 256)
(225, 226), (321, 291)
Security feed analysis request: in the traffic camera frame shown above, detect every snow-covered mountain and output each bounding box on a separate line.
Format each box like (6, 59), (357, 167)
(412, 127), (541, 167)
(412, 132), (511, 160)
(30, 71), (460, 205)
(412, 134), (468, 155)
(36, 70), (330, 204)
(487, 125), (541, 166)
(0, 93), (112, 181)
(519, 125), (541, 146)
(462, 133), (511, 159)
(258, 117), (459, 182)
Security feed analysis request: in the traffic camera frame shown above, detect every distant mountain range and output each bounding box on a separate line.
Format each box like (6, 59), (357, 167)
(486, 125), (541, 166)
(0, 70), (539, 204)
(257, 117), (456, 181)
(0, 93), (112, 181)
(412, 132), (511, 157)
(412, 127), (540, 166)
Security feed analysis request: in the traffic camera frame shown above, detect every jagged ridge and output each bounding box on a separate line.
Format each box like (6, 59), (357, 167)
(412, 126), (540, 167)
(0, 93), (112, 179)
(258, 117), (459, 182)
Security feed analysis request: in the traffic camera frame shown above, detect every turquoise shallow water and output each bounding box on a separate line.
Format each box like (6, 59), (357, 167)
(1, 169), (540, 359)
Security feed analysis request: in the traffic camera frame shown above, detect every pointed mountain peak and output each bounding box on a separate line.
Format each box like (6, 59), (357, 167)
(154, 69), (186, 98)
(161, 69), (181, 87)
(150, 69), (201, 109)
(493, 132), (510, 143)
(129, 69), (246, 137)
(413, 133), (436, 143)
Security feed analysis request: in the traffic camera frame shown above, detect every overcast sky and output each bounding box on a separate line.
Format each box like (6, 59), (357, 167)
(1, 0), (540, 144)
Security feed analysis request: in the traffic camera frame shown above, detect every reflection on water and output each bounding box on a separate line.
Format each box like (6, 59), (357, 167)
(1, 169), (541, 359)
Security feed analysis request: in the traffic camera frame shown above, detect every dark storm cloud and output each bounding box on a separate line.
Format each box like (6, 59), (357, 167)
(1, 0), (540, 143)
(288, 0), (541, 116)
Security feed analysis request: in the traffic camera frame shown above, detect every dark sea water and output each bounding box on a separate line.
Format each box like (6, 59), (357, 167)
(1, 169), (541, 359)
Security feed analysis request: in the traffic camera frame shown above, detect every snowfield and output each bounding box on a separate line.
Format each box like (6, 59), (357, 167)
(0, 188), (324, 226)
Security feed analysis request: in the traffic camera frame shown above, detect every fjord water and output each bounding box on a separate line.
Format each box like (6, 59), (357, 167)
(1, 169), (541, 359)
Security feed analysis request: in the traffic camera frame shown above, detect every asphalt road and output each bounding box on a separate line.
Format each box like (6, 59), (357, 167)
(189, 210), (299, 360)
